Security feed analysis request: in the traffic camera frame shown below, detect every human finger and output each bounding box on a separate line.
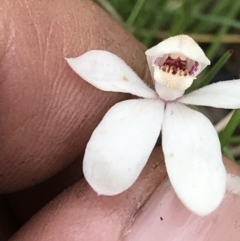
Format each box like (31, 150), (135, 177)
(0, 0), (150, 192)
(126, 156), (240, 241)
(10, 147), (167, 241)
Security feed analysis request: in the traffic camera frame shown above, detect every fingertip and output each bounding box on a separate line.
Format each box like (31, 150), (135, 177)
(127, 158), (240, 241)
(0, 0), (150, 192)
(10, 147), (167, 241)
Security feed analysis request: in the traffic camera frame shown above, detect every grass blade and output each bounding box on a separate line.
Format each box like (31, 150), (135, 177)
(220, 109), (240, 148)
(223, 146), (236, 161)
(187, 49), (233, 93)
(125, 0), (145, 29)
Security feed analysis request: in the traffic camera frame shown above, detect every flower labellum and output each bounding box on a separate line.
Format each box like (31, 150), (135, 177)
(145, 35), (210, 101)
(66, 35), (240, 216)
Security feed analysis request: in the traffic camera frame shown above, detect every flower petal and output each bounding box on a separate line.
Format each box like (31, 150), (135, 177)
(162, 102), (226, 216)
(66, 50), (157, 98)
(83, 99), (165, 195)
(179, 80), (240, 109)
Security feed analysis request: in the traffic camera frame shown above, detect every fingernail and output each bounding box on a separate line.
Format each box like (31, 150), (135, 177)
(126, 177), (240, 241)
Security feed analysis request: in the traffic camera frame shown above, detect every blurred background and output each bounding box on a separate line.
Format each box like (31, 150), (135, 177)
(95, 0), (240, 162)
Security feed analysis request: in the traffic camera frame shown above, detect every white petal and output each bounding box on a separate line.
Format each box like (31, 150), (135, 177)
(83, 99), (164, 195)
(66, 50), (157, 98)
(162, 102), (226, 216)
(179, 80), (240, 109)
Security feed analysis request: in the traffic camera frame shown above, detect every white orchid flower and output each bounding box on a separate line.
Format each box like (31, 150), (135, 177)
(66, 35), (240, 216)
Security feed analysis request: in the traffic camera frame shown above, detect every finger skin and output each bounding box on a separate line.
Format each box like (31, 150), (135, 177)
(10, 147), (167, 241)
(0, 0), (151, 192)
(9, 151), (240, 241)
(126, 157), (240, 241)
